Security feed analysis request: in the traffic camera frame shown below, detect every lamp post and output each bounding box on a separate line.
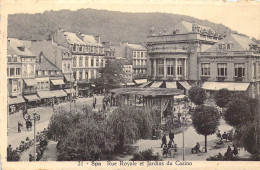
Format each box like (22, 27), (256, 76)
(70, 70), (72, 112)
(23, 109), (40, 161)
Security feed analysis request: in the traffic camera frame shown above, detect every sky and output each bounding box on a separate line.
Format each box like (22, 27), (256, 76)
(2, 0), (260, 39)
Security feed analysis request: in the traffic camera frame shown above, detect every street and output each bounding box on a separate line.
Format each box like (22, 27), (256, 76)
(7, 95), (105, 161)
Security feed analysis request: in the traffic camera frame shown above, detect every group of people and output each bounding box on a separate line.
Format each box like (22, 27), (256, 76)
(216, 130), (229, 141)
(161, 131), (178, 157)
(224, 145), (239, 158)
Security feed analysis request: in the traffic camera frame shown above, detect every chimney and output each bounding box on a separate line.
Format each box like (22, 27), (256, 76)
(95, 35), (100, 43)
(150, 27), (154, 34)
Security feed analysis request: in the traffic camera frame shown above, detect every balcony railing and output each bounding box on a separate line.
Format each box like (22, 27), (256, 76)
(217, 76), (227, 82)
(234, 77), (244, 82)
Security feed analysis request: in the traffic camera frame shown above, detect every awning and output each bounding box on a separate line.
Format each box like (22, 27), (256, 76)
(175, 95), (187, 99)
(150, 81), (163, 88)
(51, 79), (65, 85)
(64, 88), (76, 94)
(37, 91), (54, 99)
(51, 90), (67, 97)
(134, 79), (147, 85)
(138, 81), (152, 88)
(179, 81), (192, 90)
(23, 94), (40, 102)
(24, 79), (37, 86)
(202, 82), (250, 91)
(64, 74), (75, 82)
(166, 82), (177, 88)
(126, 82), (136, 86)
(8, 96), (25, 105)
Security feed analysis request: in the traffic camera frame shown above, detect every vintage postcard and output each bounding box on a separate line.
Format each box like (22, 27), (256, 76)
(1, 0), (260, 169)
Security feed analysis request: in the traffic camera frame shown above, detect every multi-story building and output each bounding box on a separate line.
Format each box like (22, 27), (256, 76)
(29, 40), (76, 100)
(125, 43), (147, 79)
(7, 38), (25, 113)
(34, 52), (67, 105)
(52, 29), (105, 96)
(7, 38), (40, 108)
(199, 33), (260, 97)
(102, 42), (116, 61)
(146, 21), (222, 93)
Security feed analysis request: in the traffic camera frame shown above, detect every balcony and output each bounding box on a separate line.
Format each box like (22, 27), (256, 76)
(217, 76), (227, 82)
(133, 65), (147, 69)
(234, 77), (244, 82)
(200, 75), (210, 82)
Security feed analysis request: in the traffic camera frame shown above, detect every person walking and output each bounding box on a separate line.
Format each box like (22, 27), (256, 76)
(93, 102), (96, 109)
(161, 134), (167, 148)
(18, 121), (22, 133)
(169, 130), (174, 142)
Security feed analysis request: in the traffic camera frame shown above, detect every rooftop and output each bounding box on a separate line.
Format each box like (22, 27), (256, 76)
(36, 53), (60, 71)
(205, 33), (257, 52)
(63, 32), (86, 45)
(7, 38), (35, 57)
(81, 34), (103, 47)
(127, 43), (146, 50)
(110, 87), (183, 96)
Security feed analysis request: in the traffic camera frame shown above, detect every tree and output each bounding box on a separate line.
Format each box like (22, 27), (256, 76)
(224, 98), (251, 128)
(107, 106), (155, 152)
(214, 88), (230, 108)
(188, 86), (207, 105)
(192, 105), (220, 152)
(94, 59), (126, 91)
(130, 149), (161, 161)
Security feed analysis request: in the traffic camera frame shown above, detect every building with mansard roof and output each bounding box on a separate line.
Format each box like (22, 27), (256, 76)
(198, 33), (260, 97)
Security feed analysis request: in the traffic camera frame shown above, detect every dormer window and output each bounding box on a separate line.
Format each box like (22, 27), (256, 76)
(17, 46), (25, 51)
(85, 46), (89, 52)
(73, 44), (77, 52)
(79, 45), (83, 52)
(227, 44), (232, 50)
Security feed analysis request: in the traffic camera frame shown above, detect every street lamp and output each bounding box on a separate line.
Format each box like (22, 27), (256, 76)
(23, 109), (40, 161)
(177, 113), (192, 161)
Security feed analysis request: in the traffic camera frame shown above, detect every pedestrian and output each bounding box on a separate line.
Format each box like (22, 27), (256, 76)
(103, 102), (106, 111)
(233, 145), (238, 156)
(29, 153), (34, 161)
(93, 102), (95, 109)
(18, 121), (22, 133)
(94, 97), (97, 104)
(26, 120), (30, 131)
(169, 130), (174, 142)
(161, 134), (167, 148)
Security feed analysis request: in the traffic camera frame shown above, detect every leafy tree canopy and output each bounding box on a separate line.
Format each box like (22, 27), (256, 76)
(214, 88), (230, 108)
(188, 86), (207, 105)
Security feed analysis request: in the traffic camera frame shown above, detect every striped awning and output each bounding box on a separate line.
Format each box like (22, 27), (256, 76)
(179, 81), (192, 90)
(202, 82), (250, 91)
(64, 74), (75, 82)
(37, 91), (54, 99)
(8, 96), (25, 105)
(134, 79), (147, 85)
(23, 94), (40, 102)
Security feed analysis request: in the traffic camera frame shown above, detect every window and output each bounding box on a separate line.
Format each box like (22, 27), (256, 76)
(79, 72), (82, 81)
(51, 71), (55, 76)
(63, 52), (66, 58)
(8, 57), (11, 62)
(91, 70), (94, 79)
(133, 52), (136, 58)
(177, 60), (182, 76)
(68, 63), (71, 71)
(96, 58), (99, 67)
(63, 63), (67, 72)
(227, 44), (231, 50)
(41, 82), (44, 89)
(85, 57), (88, 67)
(91, 58), (94, 67)
(79, 57), (83, 67)
(73, 57), (77, 67)
(141, 60), (143, 66)
(38, 71), (42, 76)
(73, 45), (77, 52)
(91, 46), (94, 53)
(158, 59), (164, 76)
(18, 81), (21, 91)
(23, 64), (27, 75)
(10, 68), (15, 76)
(16, 68), (21, 76)
(137, 52), (140, 58)
(85, 46), (89, 52)
(44, 71), (49, 76)
(167, 60), (174, 75)
(96, 47), (99, 53)
(234, 64), (245, 77)
(37, 82), (40, 89)
(45, 81), (49, 88)
(141, 52), (143, 58)
(79, 45), (82, 52)
(217, 63), (227, 76)
(7, 68), (9, 76)
(201, 63), (210, 76)
(30, 64), (34, 75)
(253, 63), (256, 78)
(101, 59), (103, 67)
(85, 71), (88, 80)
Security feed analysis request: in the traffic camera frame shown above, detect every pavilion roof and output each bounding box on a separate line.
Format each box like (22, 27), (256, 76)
(110, 87), (183, 96)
